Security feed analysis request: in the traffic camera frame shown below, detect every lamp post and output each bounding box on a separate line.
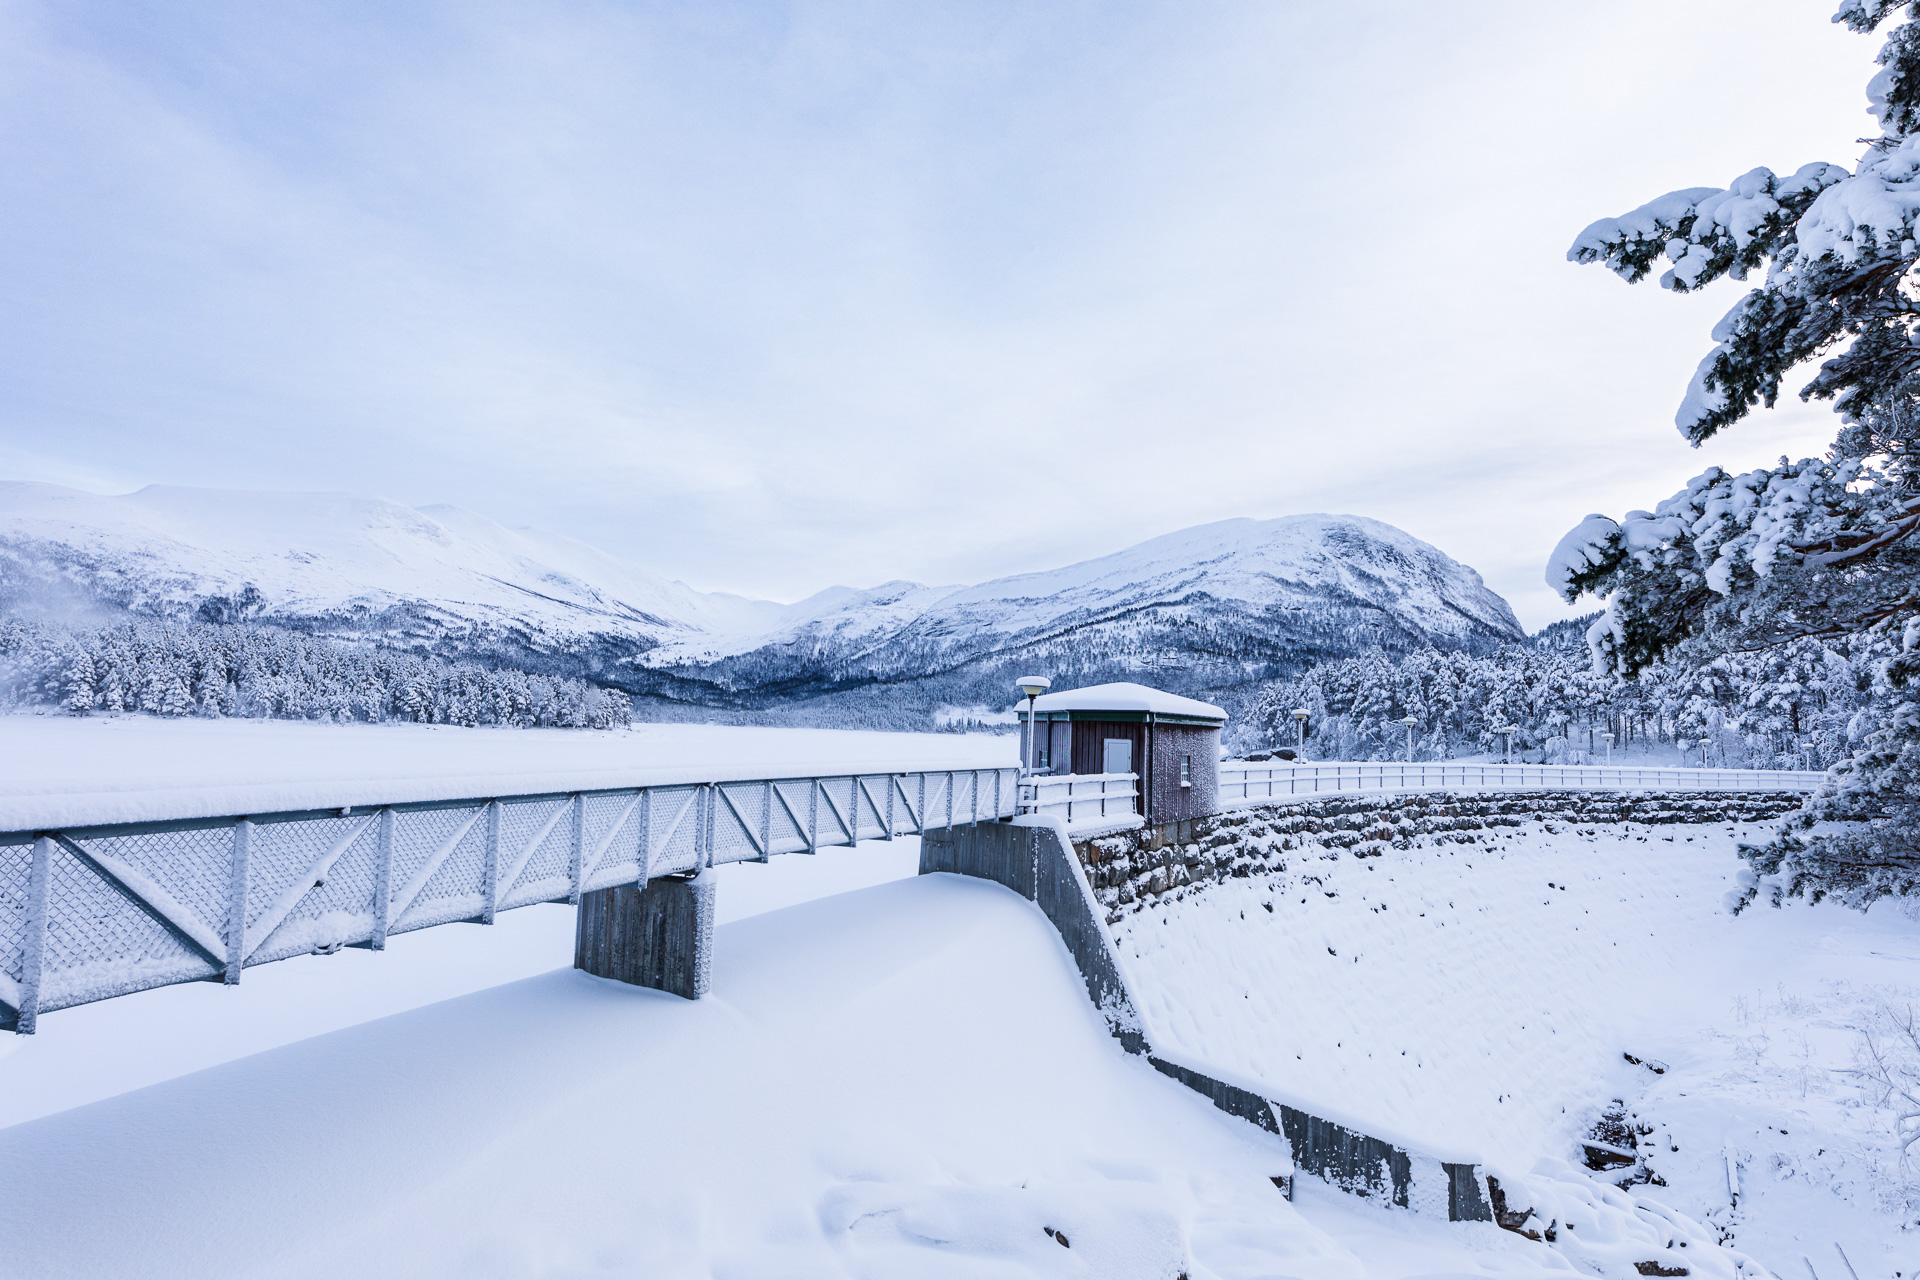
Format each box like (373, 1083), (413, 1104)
(1700, 737), (1711, 769)
(1600, 730), (1614, 764)
(1400, 716), (1418, 763)
(1291, 707), (1309, 756)
(1016, 675), (1051, 781)
(1498, 724), (1518, 765)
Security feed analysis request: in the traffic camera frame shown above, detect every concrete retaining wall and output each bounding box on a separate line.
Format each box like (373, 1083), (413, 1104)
(920, 815), (1492, 1220)
(1076, 789), (1803, 921)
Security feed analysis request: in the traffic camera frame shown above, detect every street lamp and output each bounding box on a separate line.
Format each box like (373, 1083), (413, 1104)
(1291, 708), (1309, 756)
(1699, 737), (1711, 769)
(1400, 716), (1418, 763)
(1600, 730), (1614, 764)
(1497, 724), (1518, 765)
(1016, 675), (1051, 780)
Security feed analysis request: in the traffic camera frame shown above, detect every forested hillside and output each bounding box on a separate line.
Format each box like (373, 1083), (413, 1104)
(1236, 617), (1870, 771)
(0, 618), (632, 729)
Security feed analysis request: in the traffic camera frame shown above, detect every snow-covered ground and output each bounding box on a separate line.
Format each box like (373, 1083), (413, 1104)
(0, 836), (928, 1129)
(0, 713), (1015, 828)
(4, 714), (1905, 1274)
(0, 868), (1580, 1280)
(1117, 816), (1920, 1274)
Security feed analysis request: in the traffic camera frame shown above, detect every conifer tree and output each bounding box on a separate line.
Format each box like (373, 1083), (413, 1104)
(1551, 2), (1920, 903)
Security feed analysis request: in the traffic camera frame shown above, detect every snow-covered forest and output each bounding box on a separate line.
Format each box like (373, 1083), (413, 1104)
(1236, 617), (1874, 770)
(0, 617), (632, 729)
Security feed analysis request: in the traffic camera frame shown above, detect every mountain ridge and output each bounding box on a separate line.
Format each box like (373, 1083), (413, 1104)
(0, 482), (1523, 721)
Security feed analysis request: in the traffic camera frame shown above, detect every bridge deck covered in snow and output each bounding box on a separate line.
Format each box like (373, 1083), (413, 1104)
(0, 765), (1020, 1033)
(0, 723), (1824, 1034)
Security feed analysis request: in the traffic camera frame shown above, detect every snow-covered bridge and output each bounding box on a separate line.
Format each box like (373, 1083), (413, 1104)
(0, 764), (1021, 1033)
(0, 716), (1822, 1035)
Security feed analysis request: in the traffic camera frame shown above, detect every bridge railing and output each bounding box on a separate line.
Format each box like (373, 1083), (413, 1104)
(1217, 760), (1823, 803)
(0, 766), (1020, 1034)
(1019, 772), (1140, 828)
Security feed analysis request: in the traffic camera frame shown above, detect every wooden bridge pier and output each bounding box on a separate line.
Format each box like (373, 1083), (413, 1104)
(574, 870), (715, 1000)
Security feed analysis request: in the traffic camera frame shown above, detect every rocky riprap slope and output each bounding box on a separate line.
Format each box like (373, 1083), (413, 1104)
(1075, 790), (1805, 922)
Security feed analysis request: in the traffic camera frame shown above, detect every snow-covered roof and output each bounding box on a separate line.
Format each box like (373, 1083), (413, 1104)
(1026, 682), (1226, 723)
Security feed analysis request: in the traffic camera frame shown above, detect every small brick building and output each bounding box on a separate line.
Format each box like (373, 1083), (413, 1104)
(1019, 681), (1225, 823)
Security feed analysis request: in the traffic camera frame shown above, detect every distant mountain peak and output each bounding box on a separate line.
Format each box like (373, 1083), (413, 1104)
(0, 482), (1522, 717)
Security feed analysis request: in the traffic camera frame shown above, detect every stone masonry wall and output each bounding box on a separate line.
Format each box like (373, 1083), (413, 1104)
(1073, 790), (1804, 923)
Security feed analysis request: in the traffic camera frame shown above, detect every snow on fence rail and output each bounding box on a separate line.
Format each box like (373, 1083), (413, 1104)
(1218, 760), (1822, 803)
(1018, 772), (1140, 830)
(0, 767), (1020, 1034)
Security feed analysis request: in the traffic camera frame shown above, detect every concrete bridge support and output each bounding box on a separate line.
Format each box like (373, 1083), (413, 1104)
(574, 871), (715, 1000)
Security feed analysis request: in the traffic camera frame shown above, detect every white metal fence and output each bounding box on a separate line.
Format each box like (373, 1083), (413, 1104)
(1019, 772), (1141, 829)
(1218, 760), (1823, 803)
(0, 767), (1020, 1034)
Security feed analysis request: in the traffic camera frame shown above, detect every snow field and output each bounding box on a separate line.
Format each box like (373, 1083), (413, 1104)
(0, 876), (1574, 1280)
(1115, 814), (1920, 1273)
(0, 714), (1016, 829)
(0, 835), (926, 1129)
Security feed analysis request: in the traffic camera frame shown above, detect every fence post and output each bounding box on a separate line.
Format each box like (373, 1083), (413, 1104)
(15, 835), (54, 1034)
(636, 789), (652, 882)
(482, 800), (501, 924)
(569, 794), (586, 904)
(703, 785), (715, 867)
(372, 808), (394, 949)
(226, 818), (251, 984)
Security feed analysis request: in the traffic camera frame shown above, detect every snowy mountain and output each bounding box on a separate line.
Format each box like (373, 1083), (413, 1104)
(0, 483), (1522, 718)
(0, 481), (783, 651)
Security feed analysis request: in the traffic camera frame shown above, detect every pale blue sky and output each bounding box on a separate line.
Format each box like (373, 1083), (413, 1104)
(0, 1), (1881, 628)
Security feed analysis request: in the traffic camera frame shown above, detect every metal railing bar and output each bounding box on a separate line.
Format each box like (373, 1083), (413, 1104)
(242, 811), (379, 961)
(715, 784), (765, 859)
(226, 819), (250, 981)
(893, 774), (922, 832)
(10, 836), (52, 1032)
(649, 787), (701, 867)
(491, 800), (573, 913)
(770, 781), (808, 852)
(50, 833), (225, 968)
(817, 781), (856, 845)
(856, 777), (889, 842)
(370, 807), (396, 949)
(384, 805), (490, 927)
(579, 789), (648, 885)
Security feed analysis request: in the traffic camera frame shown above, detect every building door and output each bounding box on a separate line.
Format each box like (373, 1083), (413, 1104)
(1103, 738), (1133, 777)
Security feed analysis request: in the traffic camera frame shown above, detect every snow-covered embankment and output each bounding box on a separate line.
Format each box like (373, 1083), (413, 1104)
(1081, 791), (1918, 1274)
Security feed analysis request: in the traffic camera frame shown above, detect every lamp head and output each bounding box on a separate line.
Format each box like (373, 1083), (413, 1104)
(1400, 716), (1418, 728)
(1291, 708), (1310, 721)
(1016, 675), (1051, 700)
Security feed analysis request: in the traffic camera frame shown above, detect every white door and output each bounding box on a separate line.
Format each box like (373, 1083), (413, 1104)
(1103, 738), (1133, 777)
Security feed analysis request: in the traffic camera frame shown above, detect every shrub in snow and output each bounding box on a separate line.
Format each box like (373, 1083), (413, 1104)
(1559, 1), (1920, 906)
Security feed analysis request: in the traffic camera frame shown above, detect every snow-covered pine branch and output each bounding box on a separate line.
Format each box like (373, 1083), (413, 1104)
(1558, 3), (1920, 906)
